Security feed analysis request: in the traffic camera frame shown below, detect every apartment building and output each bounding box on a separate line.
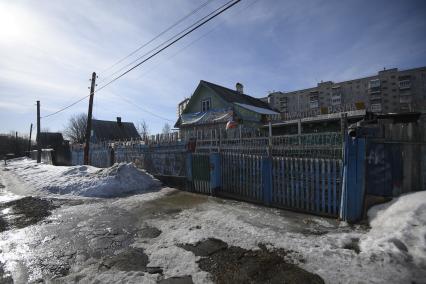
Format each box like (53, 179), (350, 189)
(266, 67), (426, 116)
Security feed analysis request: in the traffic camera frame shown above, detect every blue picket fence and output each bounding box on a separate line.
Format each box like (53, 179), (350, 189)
(272, 157), (342, 216)
(71, 149), (110, 168)
(220, 153), (263, 202)
(192, 152), (342, 217)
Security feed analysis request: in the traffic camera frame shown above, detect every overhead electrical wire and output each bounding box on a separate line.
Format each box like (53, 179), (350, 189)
(135, 0), (259, 81)
(114, 95), (175, 122)
(40, 0), (241, 120)
(99, 0), (214, 78)
(41, 95), (89, 118)
(96, 0), (241, 92)
(98, 0), (237, 85)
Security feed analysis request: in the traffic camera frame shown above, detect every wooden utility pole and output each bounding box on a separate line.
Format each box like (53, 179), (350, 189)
(28, 123), (33, 155)
(84, 72), (96, 165)
(37, 101), (41, 163)
(15, 131), (18, 156)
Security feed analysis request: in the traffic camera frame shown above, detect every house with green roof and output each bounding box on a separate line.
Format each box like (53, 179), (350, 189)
(175, 80), (279, 139)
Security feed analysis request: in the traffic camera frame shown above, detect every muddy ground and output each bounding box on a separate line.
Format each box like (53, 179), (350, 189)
(0, 192), (326, 283)
(180, 238), (324, 284)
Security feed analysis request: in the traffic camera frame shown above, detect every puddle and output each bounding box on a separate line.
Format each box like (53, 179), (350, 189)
(179, 238), (228, 256)
(0, 197), (58, 231)
(343, 237), (361, 254)
(180, 238), (324, 284)
(132, 191), (207, 220)
(138, 226), (162, 239)
(100, 248), (149, 272)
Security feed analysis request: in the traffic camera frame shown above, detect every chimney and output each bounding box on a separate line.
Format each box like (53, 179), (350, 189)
(116, 117), (122, 126)
(236, 82), (244, 94)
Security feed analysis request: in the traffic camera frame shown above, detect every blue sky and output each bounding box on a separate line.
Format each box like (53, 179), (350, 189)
(0, 0), (425, 136)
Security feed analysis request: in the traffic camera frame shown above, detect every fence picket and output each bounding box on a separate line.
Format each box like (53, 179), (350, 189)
(321, 159), (326, 213)
(315, 159), (320, 213)
(296, 158), (300, 209)
(332, 159), (337, 215)
(327, 159), (332, 214)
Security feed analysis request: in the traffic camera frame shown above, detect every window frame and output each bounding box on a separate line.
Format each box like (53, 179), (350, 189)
(201, 98), (212, 112)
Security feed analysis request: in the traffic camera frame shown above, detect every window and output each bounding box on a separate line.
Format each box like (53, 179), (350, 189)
(201, 99), (211, 112)
(371, 103), (382, 112)
(399, 80), (411, 90)
(369, 79), (381, 88)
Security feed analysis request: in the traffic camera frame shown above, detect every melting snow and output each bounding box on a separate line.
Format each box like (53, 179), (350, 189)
(360, 191), (426, 268)
(3, 158), (161, 197)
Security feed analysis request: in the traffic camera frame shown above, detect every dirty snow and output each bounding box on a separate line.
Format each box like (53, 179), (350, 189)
(1, 158), (425, 283)
(3, 158), (161, 197)
(360, 191), (426, 268)
(138, 193), (426, 283)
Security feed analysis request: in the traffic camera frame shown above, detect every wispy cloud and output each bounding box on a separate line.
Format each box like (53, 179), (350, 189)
(0, 0), (425, 134)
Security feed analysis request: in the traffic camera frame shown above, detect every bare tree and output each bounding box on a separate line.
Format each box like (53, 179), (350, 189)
(162, 123), (171, 135)
(64, 113), (87, 143)
(137, 120), (149, 140)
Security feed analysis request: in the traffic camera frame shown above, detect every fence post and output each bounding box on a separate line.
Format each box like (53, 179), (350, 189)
(339, 134), (366, 223)
(262, 156), (273, 205)
(210, 152), (221, 196)
(186, 153), (193, 191)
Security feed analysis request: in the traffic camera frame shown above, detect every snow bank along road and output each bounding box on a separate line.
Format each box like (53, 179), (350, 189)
(0, 158), (425, 283)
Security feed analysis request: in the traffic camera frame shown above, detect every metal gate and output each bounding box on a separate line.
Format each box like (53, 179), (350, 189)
(191, 153), (211, 194)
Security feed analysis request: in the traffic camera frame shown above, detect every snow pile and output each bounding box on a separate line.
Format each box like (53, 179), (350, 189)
(360, 191), (426, 268)
(4, 158), (161, 197)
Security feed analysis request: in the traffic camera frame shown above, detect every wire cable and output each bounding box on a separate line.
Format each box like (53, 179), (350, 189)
(135, 0), (259, 81)
(114, 94), (175, 122)
(98, 0), (236, 85)
(41, 95), (89, 118)
(99, 0), (213, 77)
(40, 0), (241, 120)
(96, 0), (241, 93)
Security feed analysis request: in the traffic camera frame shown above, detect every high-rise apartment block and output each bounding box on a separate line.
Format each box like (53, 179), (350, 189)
(266, 67), (426, 117)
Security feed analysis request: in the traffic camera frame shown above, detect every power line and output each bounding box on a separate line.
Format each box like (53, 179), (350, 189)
(41, 95), (89, 118)
(98, 0), (236, 85)
(99, 0), (214, 78)
(40, 2), (216, 120)
(96, 0), (241, 92)
(39, 0), (241, 120)
(114, 95), (175, 122)
(135, 0), (259, 81)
